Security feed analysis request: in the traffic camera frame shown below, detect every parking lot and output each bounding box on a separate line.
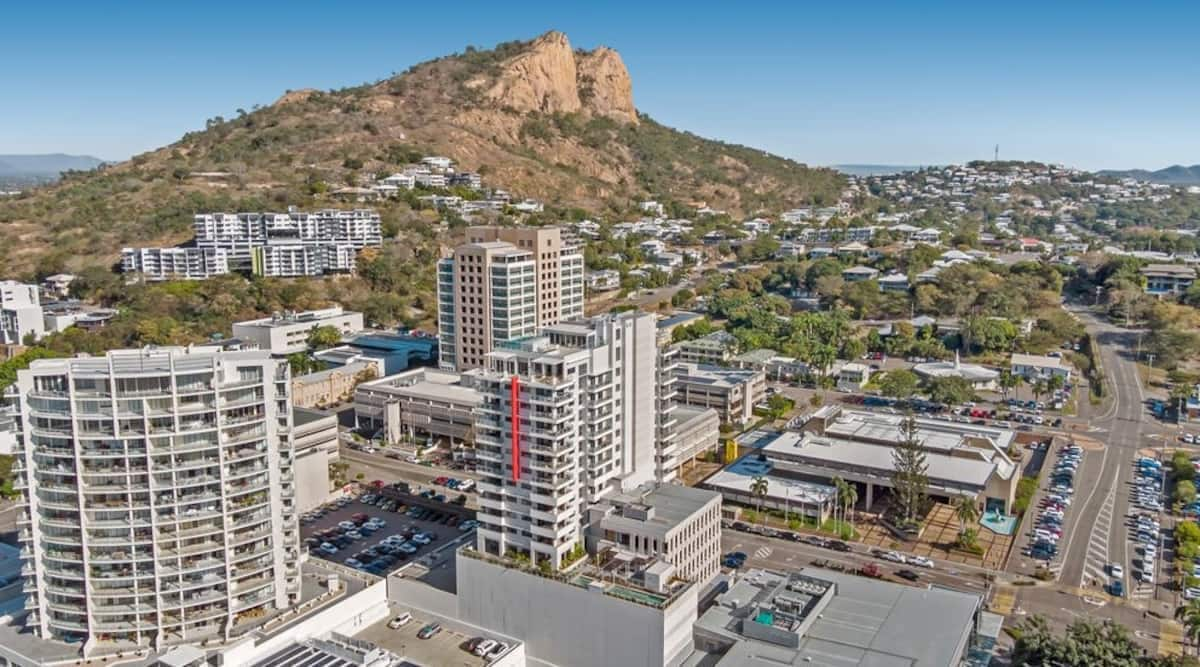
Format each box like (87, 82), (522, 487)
(1014, 439), (1081, 574)
(358, 609), (491, 667)
(301, 492), (477, 576)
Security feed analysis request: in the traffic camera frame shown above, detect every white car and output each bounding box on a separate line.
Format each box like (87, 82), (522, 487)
(1186, 587), (1200, 601)
(486, 643), (510, 660)
(881, 550), (907, 564)
(388, 612), (412, 629)
(910, 555), (935, 569)
(1109, 563), (1123, 578)
(473, 639), (497, 657)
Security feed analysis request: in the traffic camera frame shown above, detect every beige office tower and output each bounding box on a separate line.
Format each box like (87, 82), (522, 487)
(437, 226), (585, 372)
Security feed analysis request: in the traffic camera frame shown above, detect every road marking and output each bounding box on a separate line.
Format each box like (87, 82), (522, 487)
(754, 546), (773, 559)
(1079, 467), (1119, 588)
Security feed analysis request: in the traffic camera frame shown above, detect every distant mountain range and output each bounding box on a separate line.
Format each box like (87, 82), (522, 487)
(0, 153), (105, 178)
(832, 164), (927, 176)
(1099, 164), (1200, 186)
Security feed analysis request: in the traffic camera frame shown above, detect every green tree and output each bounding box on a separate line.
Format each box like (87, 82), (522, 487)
(891, 415), (929, 526)
(998, 369), (1019, 403)
(306, 325), (343, 350)
(1012, 615), (1145, 666)
(1181, 600), (1200, 657)
(954, 495), (980, 536)
(877, 369), (920, 398)
(925, 375), (975, 405)
(750, 476), (769, 527)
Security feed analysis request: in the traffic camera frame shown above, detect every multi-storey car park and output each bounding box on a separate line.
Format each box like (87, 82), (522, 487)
(12, 347), (300, 654)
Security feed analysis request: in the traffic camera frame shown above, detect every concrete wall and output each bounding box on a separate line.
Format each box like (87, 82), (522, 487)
(455, 553), (697, 667)
(218, 579), (389, 666)
(295, 443), (332, 513)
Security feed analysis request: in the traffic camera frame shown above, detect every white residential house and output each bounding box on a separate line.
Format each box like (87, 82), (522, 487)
(1010, 353), (1071, 382)
(841, 266), (880, 283)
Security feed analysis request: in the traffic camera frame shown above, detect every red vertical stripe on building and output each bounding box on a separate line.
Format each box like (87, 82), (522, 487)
(510, 376), (520, 482)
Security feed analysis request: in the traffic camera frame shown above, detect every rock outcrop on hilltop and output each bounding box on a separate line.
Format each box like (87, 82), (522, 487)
(485, 31), (638, 124)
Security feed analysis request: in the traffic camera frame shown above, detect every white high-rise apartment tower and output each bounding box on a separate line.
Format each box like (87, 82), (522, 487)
(437, 226), (584, 371)
(466, 312), (666, 569)
(12, 347), (300, 653)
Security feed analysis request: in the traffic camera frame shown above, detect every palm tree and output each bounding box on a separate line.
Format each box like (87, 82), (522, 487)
(1030, 379), (1047, 405)
(954, 495), (980, 535)
(998, 369), (1018, 403)
(1011, 373), (1025, 401)
(1178, 599), (1200, 656)
(750, 476), (769, 527)
(1044, 374), (1065, 403)
(843, 483), (859, 535)
(830, 476), (846, 529)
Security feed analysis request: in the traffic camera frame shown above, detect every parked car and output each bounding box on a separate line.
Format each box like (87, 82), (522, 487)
(417, 623), (442, 639)
(388, 612), (413, 629)
(473, 639), (497, 657)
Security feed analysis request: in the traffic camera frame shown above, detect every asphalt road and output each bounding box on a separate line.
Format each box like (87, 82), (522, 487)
(1054, 309), (1165, 610)
(723, 529), (995, 595)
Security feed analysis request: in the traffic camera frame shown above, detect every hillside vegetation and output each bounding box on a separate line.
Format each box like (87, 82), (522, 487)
(0, 31), (842, 276)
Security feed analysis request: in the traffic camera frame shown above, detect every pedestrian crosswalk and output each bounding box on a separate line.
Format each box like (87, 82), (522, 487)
(754, 546), (773, 559)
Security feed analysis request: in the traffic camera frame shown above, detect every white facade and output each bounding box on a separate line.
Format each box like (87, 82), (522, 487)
(13, 347), (301, 652)
(466, 312), (663, 569)
(121, 247), (231, 281)
(232, 307), (364, 356)
(0, 281), (45, 344)
(124, 210), (381, 280)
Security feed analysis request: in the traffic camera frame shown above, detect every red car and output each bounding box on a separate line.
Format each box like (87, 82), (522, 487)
(351, 513), (369, 524)
(434, 476), (449, 486)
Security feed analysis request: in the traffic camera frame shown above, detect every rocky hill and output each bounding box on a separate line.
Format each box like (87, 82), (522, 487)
(0, 31), (843, 275)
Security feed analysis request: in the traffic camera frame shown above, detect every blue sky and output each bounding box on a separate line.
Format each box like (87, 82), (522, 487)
(2, 1), (1198, 170)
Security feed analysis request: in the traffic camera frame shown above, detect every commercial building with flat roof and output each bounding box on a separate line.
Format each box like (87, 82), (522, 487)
(353, 368), (481, 445)
(232, 307), (364, 356)
(756, 405), (1019, 513)
(675, 363), (766, 425)
(691, 568), (984, 666)
(585, 483), (723, 587)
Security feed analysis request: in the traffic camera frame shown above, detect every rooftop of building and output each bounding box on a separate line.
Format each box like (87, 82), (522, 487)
(694, 568), (981, 667)
(292, 360), (374, 384)
(358, 368), (480, 405)
(293, 406), (337, 427)
(656, 311), (704, 330)
(591, 483), (721, 539)
(674, 404), (720, 426)
(678, 331), (738, 350)
(234, 306), (358, 329)
(676, 363), (763, 388)
(458, 545), (694, 610)
(1141, 263), (1197, 277)
(705, 456), (837, 505)
(21, 345), (272, 377)
(731, 348), (779, 365)
(914, 352), (1000, 382)
(1010, 352), (1068, 369)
